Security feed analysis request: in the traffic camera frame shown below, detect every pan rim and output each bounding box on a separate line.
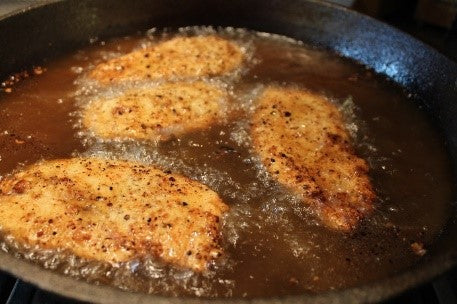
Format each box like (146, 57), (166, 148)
(1, 247), (456, 303)
(0, 0), (456, 303)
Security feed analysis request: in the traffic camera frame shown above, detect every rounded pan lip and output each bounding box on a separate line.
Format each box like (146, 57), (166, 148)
(0, 248), (456, 304)
(0, 0), (456, 303)
(0, 0), (60, 21)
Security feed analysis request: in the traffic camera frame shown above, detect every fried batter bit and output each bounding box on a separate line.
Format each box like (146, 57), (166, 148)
(89, 36), (244, 84)
(82, 81), (228, 141)
(0, 157), (228, 271)
(251, 87), (375, 231)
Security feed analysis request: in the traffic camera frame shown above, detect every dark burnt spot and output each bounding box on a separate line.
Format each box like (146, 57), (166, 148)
(327, 133), (342, 144)
(112, 106), (126, 115)
(182, 201), (188, 206)
(355, 165), (368, 175)
(124, 214), (130, 220)
(169, 177), (176, 182)
(310, 190), (325, 201)
(284, 111), (291, 117)
(12, 179), (29, 194)
(106, 202), (113, 207)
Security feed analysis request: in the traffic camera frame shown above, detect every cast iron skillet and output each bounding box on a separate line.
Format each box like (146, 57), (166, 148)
(0, 0), (456, 303)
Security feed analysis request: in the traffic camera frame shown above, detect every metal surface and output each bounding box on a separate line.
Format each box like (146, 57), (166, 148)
(1, 269), (457, 304)
(0, 0), (456, 303)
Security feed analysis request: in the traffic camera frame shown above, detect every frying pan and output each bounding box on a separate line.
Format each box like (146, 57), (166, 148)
(0, 0), (457, 303)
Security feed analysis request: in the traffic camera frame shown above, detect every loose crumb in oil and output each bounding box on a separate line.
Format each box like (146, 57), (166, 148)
(411, 242), (426, 256)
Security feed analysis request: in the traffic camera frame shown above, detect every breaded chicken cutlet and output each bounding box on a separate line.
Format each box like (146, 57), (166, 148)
(89, 36), (244, 84)
(0, 157), (228, 271)
(250, 87), (375, 231)
(82, 81), (228, 141)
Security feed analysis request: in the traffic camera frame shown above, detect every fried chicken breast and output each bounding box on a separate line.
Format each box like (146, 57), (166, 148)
(250, 87), (375, 231)
(0, 157), (228, 271)
(81, 81), (228, 141)
(89, 36), (244, 84)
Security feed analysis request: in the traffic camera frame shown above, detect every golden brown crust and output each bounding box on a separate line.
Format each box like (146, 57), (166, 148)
(89, 36), (244, 84)
(0, 157), (228, 271)
(250, 87), (375, 231)
(81, 81), (227, 141)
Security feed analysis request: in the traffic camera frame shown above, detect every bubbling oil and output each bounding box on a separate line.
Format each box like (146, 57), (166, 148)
(0, 27), (454, 298)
